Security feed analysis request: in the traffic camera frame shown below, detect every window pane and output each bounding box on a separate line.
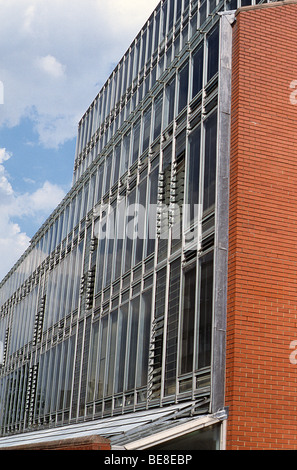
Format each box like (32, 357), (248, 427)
(87, 321), (99, 402)
(124, 189), (136, 273)
(121, 132), (131, 176)
(198, 252), (213, 369)
(113, 144), (121, 184)
(114, 304), (129, 393)
(142, 107), (152, 153)
(161, 2), (168, 40)
(126, 297), (140, 390)
(203, 111), (217, 212)
(153, 93), (163, 141)
(104, 205), (116, 287)
(104, 154), (112, 195)
(176, 0), (182, 22)
(131, 122), (140, 164)
(106, 309), (118, 396)
(164, 77), (176, 127)
(164, 258), (181, 396)
(207, 26), (219, 81)
(192, 44), (204, 98)
(168, 0), (174, 31)
(187, 126), (201, 225)
(178, 61), (189, 113)
(181, 264), (196, 374)
(157, 144), (172, 263)
(97, 316), (108, 398)
(146, 165), (159, 256)
(136, 289), (152, 387)
(135, 178), (147, 265)
(199, 0), (207, 26)
(114, 197), (126, 280)
(154, 9), (160, 50)
(140, 29), (147, 69)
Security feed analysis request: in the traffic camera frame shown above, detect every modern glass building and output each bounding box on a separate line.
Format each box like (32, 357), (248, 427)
(0, 0), (284, 450)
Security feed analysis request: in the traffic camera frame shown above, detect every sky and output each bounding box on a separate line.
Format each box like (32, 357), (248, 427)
(0, 0), (160, 282)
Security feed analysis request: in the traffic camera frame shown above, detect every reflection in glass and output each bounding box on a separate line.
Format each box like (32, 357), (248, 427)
(198, 252), (213, 369)
(203, 111), (217, 212)
(181, 264), (196, 374)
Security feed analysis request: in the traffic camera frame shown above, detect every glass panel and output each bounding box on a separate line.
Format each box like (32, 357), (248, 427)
(161, 1), (168, 41)
(154, 9), (160, 51)
(181, 263), (196, 374)
(72, 240), (84, 312)
(157, 144), (172, 263)
(113, 144), (121, 185)
(140, 29), (147, 70)
(198, 251), (213, 369)
(95, 163), (104, 205)
(97, 315), (108, 399)
(131, 122), (140, 165)
(192, 44), (204, 98)
(87, 321), (99, 402)
(136, 289), (152, 387)
(114, 304), (129, 394)
(104, 154), (112, 195)
(126, 296), (140, 391)
(171, 132), (186, 254)
(142, 107), (152, 153)
(64, 335), (75, 408)
(106, 309), (118, 396)
(121, 132), (131, 176)
(187, 125), (201, 225)
(95, 216), (107, 295)
(104, 204), (116, 288)
(124, 188), (136, 273)
(153, 93), (163, 141)
(168, 0), (175, 31)
(164, 77), (176, 128)
(199, 0), (207, 26)
(135, 177), (147, 265)
(146, 164), (159, 256)
(207, 26), (219, 82)
(113, 196), (126, 280)
(176, 0), (182, 22)
(164, 258), (181, 396)
(147, 21), (153, 61)
(178, 61), (189, 113)
(203, 111), (217, 213)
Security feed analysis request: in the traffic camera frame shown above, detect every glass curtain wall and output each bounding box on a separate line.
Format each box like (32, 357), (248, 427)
(0, 0), (262, 436)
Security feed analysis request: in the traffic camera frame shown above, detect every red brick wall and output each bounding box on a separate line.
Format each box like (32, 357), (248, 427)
(0, 435), (111, 450)
(226, 1), (297, 450)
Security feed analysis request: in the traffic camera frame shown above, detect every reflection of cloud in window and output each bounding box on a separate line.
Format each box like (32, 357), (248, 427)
(0, 341), (3, 364)
(0, 81), (3, 105)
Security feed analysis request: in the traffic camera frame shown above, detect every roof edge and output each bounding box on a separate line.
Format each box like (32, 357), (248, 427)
(235, 0), (297, 16)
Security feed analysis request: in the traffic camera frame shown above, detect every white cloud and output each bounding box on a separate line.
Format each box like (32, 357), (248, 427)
(0, 148), (66, 281)
(16, 181), (66, 221)
(0, 148), (12, 164)
(37, 55), (66, 79)
(0, 0), (160, 148)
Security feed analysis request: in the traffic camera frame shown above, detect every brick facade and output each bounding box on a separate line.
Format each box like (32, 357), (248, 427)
(0, 435), (111, 451)
(226, 1), (297, 449)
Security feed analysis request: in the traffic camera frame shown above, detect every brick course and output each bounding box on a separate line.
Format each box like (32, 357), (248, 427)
(226, 1), (297, 450)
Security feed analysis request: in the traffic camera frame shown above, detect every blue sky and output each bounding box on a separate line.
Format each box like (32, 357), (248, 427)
(0, 0), (160, 281)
